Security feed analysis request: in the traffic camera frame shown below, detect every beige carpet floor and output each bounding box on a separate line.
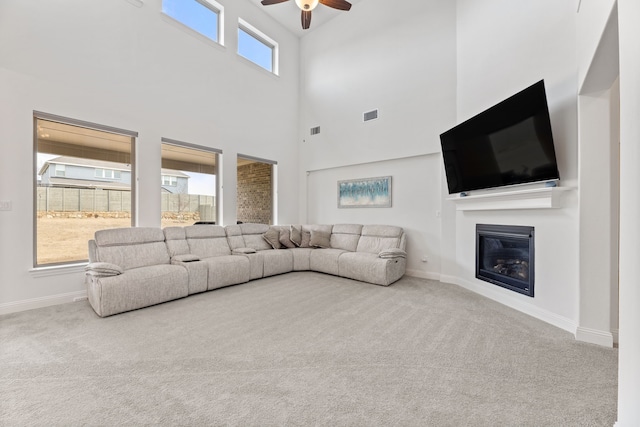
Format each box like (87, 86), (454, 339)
(0, 273), (618, 426)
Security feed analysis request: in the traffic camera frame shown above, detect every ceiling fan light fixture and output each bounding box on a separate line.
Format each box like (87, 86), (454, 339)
(295, 0), (319, 11)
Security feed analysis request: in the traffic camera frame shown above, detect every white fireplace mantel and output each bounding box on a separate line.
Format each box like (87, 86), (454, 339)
(447, 187), (573, 211)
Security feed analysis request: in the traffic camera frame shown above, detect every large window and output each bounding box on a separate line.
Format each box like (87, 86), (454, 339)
(237, 155), (276, 225)
(238, 19), (278, 74)
(34, 113), (136, 266)
(162, 0), (224, 45)
(161, 139), (219, 226)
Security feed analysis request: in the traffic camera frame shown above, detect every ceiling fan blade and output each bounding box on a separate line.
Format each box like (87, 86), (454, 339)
(301, 10), (312, 30)
(319, 0), (351, 11)
(261, 0), (289, 5)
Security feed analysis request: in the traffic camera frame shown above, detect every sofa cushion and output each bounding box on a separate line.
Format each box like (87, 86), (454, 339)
(226, 224), (272, 251)
(338, 251), (406, 286)
(185, 225), (232, 257)
(87, 264), (189, 317)
(203, 255), (251, 290)
(310, 248), (347, 276)
(163, 226), (190, 257)
(356, 225), (404, 254)
(289, 248), (313, 271)
(94, 227), (170, 271)
(262, 250), (294, 277)
(330, 224), (363, 252)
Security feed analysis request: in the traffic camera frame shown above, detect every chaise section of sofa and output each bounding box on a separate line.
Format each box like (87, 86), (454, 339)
(85, 227), (189, 317)
(338, 225), (407, 286)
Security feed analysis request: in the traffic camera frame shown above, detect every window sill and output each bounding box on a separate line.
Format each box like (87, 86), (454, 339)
(30, 262), (87, 278)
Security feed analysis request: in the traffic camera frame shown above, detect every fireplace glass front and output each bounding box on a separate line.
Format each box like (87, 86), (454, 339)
(476, 224), (534, 297)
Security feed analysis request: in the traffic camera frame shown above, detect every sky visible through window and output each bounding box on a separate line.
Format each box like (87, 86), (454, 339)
(163, 0), (219, 42)
(162, 0), (274, 73)
(238, 28), (273, 72)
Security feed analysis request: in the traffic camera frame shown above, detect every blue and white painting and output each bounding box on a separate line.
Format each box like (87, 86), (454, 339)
(338, 176), (392, 208)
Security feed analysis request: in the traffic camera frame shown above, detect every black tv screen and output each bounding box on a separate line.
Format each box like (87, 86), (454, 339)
(440, 80), (560, 194)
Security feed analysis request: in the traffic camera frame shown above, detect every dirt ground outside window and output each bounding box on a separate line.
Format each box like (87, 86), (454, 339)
(36, 217), (194, 265)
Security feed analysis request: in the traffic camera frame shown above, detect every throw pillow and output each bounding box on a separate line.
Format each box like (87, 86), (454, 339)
(299, 230), (312, 248)
(279, 229), (296, 248)
(262, 227), (283, 249)
(310, 230), (332, 249)
(290, 225), (302, 246)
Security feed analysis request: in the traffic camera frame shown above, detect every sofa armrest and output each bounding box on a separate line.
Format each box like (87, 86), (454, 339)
(172, 254), (200, 263)
(378, 249), (407, 259)
(85, 262), (123, 277)
(233, 248), (257, 255)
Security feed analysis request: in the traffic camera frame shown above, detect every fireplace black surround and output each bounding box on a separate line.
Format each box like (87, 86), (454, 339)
(476, 224), (535, 297)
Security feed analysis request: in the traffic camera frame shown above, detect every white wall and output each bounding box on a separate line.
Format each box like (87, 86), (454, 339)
(306, 155), (442, 278)
(0, 0), (300, 311)
(617, 0), (640, 423)
(451, 0), (581, 331)
(298, 0), (457, 278)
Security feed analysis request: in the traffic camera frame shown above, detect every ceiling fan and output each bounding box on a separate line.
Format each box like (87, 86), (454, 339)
(260, 0), (352, 30)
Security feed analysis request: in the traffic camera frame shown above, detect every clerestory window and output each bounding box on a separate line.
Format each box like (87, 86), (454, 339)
(162, 0), (224, 45)
(238, 19), (278, 75)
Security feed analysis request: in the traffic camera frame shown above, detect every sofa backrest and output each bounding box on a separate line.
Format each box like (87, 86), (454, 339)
(225, 223), (272, 251)
(93, 227), (170, 270)
(183, 225), (232, 257)
(163, 226), (190, 257)
(330, 224), (363, 252)
(356, 225), (406, 254)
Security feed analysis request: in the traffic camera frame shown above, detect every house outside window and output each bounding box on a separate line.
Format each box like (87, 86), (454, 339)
(161, 139), (219, 226)
(35, 114), (136, 267)
(162, 175), (178, 186)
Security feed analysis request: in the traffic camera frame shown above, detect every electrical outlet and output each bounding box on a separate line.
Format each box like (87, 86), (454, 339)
(0, 200), (12, 211)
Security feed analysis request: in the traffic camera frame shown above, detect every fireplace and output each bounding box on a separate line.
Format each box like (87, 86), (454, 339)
(476, 224), (535, 297)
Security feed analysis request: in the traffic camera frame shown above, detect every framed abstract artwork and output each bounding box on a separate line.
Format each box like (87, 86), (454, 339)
(337, 176), (392, 208)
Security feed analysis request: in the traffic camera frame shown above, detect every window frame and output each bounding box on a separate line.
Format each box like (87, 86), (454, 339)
(33, 111), (137, 268)
(160, 137), (222, 225)
(237, 18), (279, 75)
(161, 0), (225, 46)
(162, 175), (178, 186)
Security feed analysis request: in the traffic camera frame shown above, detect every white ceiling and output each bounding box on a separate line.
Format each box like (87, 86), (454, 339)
(249, 0), (362, 37)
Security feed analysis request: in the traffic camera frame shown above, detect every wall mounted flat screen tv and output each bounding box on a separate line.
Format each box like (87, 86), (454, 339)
(440, 80), (560, 194)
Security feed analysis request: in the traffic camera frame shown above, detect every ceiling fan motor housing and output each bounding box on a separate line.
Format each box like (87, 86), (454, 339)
(295, 0), (319, 11)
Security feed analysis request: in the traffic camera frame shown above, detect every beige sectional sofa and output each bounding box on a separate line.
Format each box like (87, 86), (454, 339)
(85, 223), (407, 317)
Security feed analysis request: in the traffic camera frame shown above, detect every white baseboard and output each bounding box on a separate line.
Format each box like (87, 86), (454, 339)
(575, 326), (614, 347)
(405, 269), (441, 281)
(439, 274), (578, 335)
(0, 290), (87, 316)
(612, 328), (619, 345)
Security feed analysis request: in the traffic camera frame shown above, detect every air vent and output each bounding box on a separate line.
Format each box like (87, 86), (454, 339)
(310, 126), (321, 135)
(363, 109), (379, 122)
